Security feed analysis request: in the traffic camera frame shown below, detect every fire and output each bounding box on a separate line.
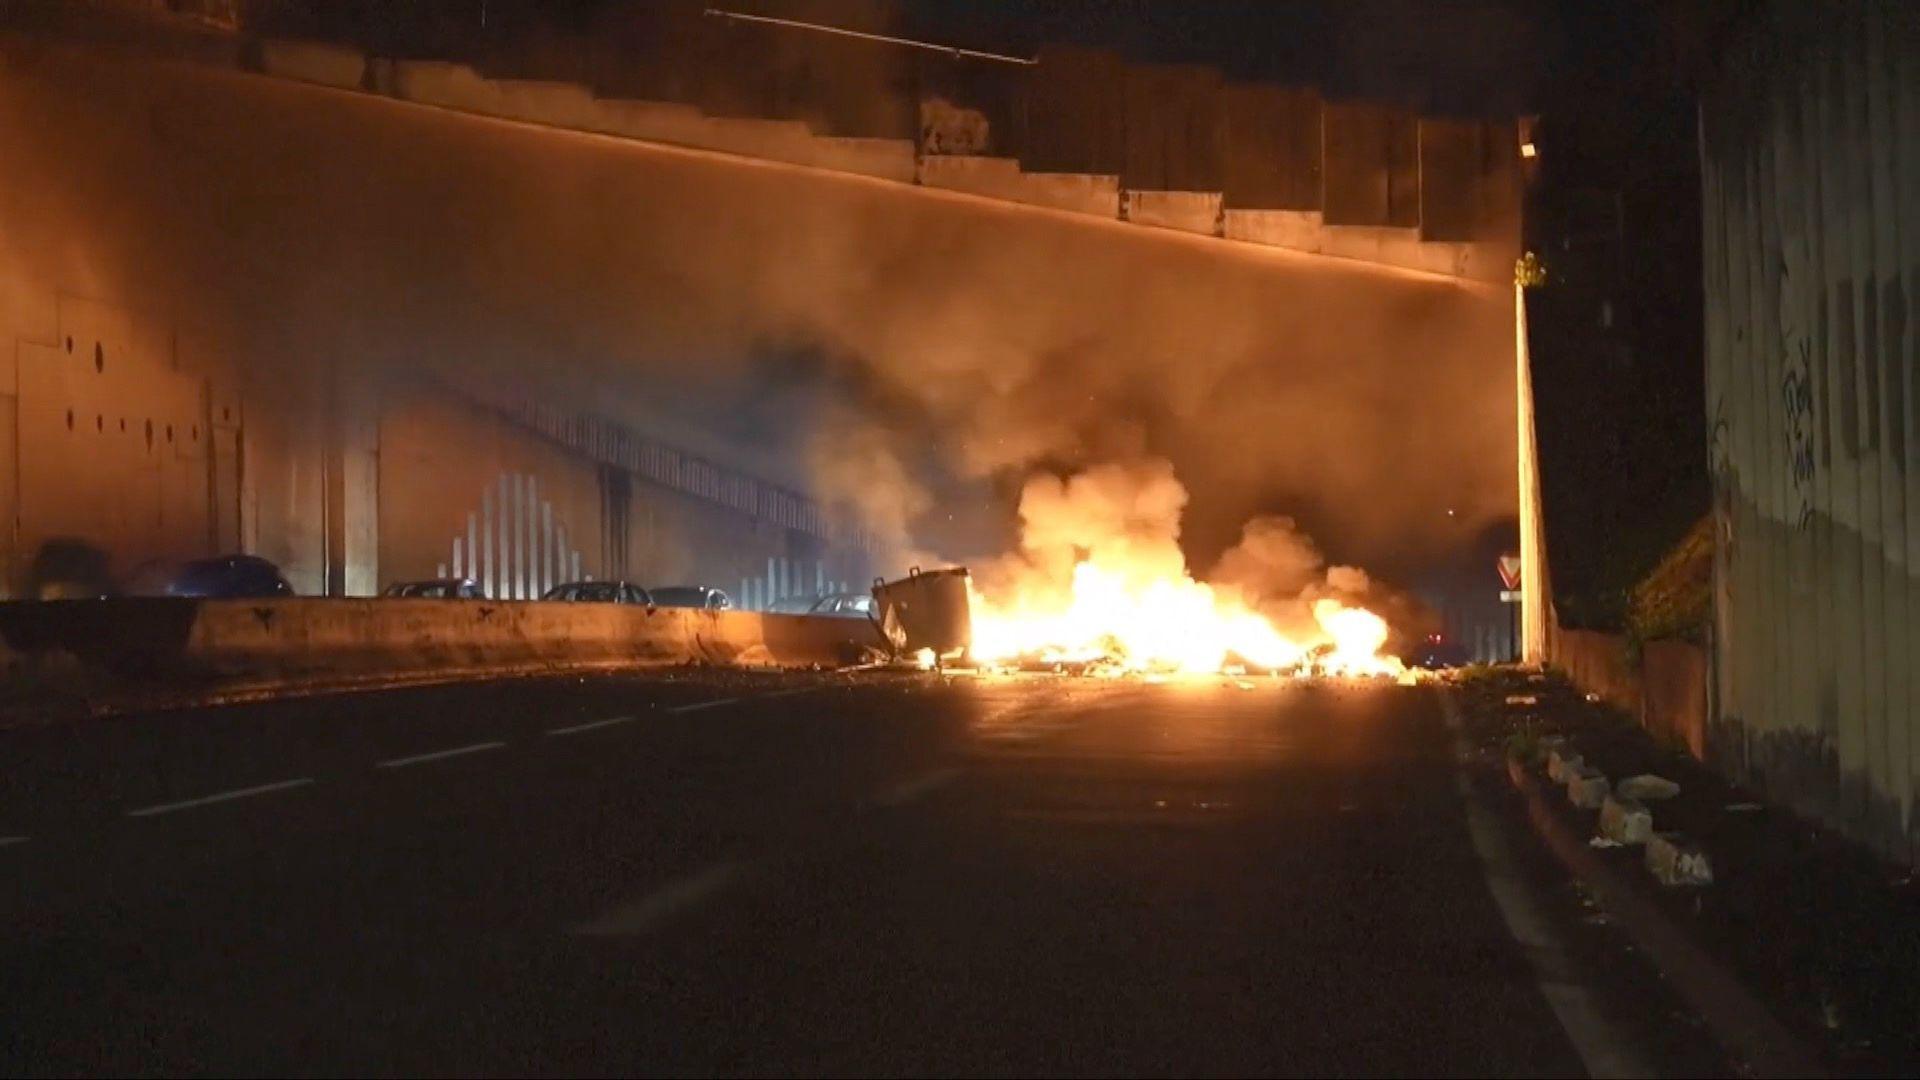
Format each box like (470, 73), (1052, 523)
(969, 568), (1400, 677)
(955, 460), (1405, 679)
(969, 561), (1304, 674)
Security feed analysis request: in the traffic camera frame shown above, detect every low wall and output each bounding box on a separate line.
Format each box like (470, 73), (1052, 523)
(0, 598), (888, 717)
(1127, 190), (1221, 235)
(1641, 638), (1708, 759)
(1552, 627), (1641, 714)
(1550, 626), (1709, 761)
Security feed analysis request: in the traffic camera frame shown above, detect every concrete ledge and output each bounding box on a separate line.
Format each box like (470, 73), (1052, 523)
(1016, 171), (1122, 217)
(1127, 190), (1221, 235)
(0, 598), (887, 720)
(391, 59), (497, 113)
(258, 38), (365, 91)
(1225, 209), (1506, 282)
(808, 137), (917, 183)
(488, 79), (606, 131)
(920, 157), (1121, 218)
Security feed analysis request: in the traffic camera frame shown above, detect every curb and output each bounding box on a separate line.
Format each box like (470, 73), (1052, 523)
(1506, 760), (1825, 1078)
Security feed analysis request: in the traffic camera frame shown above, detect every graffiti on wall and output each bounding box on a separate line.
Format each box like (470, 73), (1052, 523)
(1781, 342), (1817, 529)
(1709, 395), (1737, 569)
(1779, 253), (1817, 530)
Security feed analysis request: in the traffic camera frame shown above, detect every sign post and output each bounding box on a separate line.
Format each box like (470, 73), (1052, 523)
(1498, 554), (1522, 661)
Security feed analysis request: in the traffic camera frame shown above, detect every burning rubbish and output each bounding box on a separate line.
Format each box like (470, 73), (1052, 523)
(877, 460), (1409, 680)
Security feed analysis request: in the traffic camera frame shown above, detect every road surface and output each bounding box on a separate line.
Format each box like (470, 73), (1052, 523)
(0, 672), (1716, 1075)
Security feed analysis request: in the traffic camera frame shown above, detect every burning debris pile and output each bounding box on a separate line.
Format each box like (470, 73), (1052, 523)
(961, 460), (1406, 679)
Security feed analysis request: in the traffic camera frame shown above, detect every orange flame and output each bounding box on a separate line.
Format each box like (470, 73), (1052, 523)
(961, 461), (1404, 678)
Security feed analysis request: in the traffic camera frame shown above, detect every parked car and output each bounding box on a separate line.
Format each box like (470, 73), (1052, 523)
(540, 580), (653, 606)
(25, 538), (115, 599)
(649, 585), (732, 611)
(167, 554), (294, 599)
(805, 591), (876, 619)
(381, 578), (483, 599)
(764, 592), (876, 618)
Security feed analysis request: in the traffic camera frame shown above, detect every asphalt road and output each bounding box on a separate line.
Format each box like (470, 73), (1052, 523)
(0, 672), (1718, 1076)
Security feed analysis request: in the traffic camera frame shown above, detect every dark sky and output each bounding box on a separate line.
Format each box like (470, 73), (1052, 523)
(512, 0), (1663, 118)
(895, 0), (1558, 116)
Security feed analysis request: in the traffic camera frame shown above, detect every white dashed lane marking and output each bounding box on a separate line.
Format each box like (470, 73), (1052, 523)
(125, 777), (316, 818)
(547, 715), (638, 736)
(0, 835), (28, 848)
(666, 697), (740, 714)
(376, 741), (506, 769)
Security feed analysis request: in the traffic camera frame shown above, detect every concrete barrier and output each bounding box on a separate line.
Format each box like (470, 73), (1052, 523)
(1127, 190), (1221, 234)
(258, 39), (366, 91)
(0, 598), (888, 717)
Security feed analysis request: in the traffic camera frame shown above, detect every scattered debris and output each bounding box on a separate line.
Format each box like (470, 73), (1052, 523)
(1584, 691), (1601, 702)
(1233, 680), (1256, 691)
(1547, 747), (1584, 783)
(1589, 836), (1624, 849)
(1617, 774), (1682, 801)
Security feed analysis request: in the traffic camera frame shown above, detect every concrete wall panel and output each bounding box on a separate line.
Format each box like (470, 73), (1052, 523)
(1702, 0), (1920, 861)
(1222, 85), (1321, 211)
(1122, 63), (1225, 193)
(0, 37), (1516, 607)
(1018, 46), (1124, 175)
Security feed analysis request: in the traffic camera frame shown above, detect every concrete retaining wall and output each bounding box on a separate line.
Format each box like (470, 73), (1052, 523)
(388, 60), (916, 184)
(0, 598), (887, 715)
(1554, 627), (1641, 715)
(1551, 626), (1710, 763)
(1701, 0), (1920, 861)
(1223, 210), (1494, 279)
(1643, 638), (1708, 759)
(258, 38), (364, 91)
(1128, 190), (1221, 235)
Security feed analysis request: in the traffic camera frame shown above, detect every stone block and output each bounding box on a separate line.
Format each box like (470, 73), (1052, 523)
(1617, 774), (1680, 801)
(1599, 794), (1653, 845)
(1547, 747), (1583, 783)
(1647, 833), (1713, 886)
(1566, 767), (1609, 810)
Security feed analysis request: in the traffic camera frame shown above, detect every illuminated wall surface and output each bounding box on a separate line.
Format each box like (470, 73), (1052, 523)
(0, 30), (1516, 610)
(1700, 0), (1920, 859)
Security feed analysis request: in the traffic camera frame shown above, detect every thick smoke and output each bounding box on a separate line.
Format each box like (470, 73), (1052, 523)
(0, 38), (1515, 604)
(972, 458), (1191, 605)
